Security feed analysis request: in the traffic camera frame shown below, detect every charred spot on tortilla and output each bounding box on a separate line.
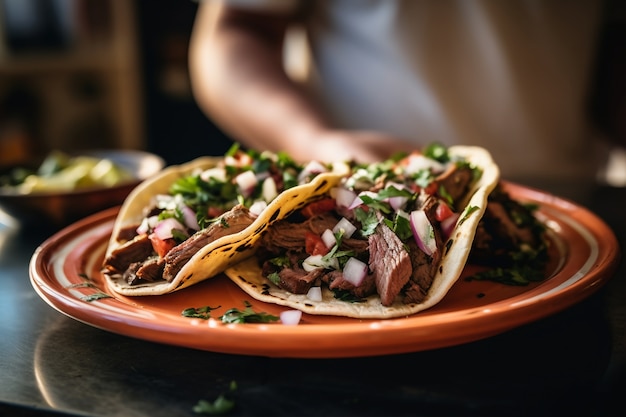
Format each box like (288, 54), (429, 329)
(175, 279), (189, 289)
(234, 242), (253, 253)
(314, 180), (329, 192)
(444, 240), (454, 255)
(234, 275), (248, 284)
(268, 210), (281, 223)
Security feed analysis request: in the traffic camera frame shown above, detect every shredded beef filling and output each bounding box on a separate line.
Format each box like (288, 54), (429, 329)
(103, 205), (256, 285)
(255, 160), (480, 306)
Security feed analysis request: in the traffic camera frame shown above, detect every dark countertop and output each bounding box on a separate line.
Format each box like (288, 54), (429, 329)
(1, 182), (624, 417)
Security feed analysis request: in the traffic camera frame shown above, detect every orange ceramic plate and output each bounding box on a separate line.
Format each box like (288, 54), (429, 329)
(30, 183), (621, 358)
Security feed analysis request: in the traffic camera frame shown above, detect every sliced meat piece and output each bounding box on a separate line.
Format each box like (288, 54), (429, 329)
(136, 257), (165, 282)
(325, 270), (377, 298)
(122, 256), (165, 286)
(278, 265), (325, 294)
(104, 233), (153, 274)
(403, 239), (436, 304)
(368, 223), (412, 306)
(261, 212), (339, 252)
(161, 205), (256, 281)
(435, 164), (474, 208)
(115, 224), (140, 243)
(401, 195), (447, 303)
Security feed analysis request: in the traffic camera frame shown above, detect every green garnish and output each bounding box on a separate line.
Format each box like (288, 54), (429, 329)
(81, 292), (112, 302)
(458, 205), (480, 226)
(467, 242), (548, 286)
(354, 207), (380, 237)
(182, 305), (221, 320)
(423, 142), (450, 163)
(193, 381), (237, 415)
(384, 212), (413, 241)
(220, 301), (279, 324)
(267, 272), (281, 285)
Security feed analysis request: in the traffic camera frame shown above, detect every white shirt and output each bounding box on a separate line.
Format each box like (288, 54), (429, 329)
(220, 0), (607, 184)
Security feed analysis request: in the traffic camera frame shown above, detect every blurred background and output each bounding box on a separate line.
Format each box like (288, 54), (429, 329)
(0, 0), (233, 168)
(0, 0), (625, 184)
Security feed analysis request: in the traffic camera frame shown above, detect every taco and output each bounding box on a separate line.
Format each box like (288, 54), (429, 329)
(102, 145), (349, 296)
(224, 144), (508, 319)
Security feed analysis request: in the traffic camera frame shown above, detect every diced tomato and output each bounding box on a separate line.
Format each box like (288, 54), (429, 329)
(207, 206), (225, 219)
(149, 234), (177, 258)
(435, 202), (455, 222)
(305, 231), (329, 256)
(300, 198), (336, 218)
(424, 181), (438, 195)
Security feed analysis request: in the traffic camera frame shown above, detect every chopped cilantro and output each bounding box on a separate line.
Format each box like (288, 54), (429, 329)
(384, 213), (413, 241)
(412, 169), (435, 189)
(357, 193), (392, 214)
(193, 381), (237, 415)
(269, 255), (291, 268)
(354, 207), (380, 237)
(182, 305), (221, 320)
(423, 143), (450, 163)
(467, 243), (548, 285)
(225, 142), (240, 157)
(81, 292), (112, 302)
(267, 272), (281, 285)
(220, 301), (279, 324)
(438, 184), (454, 206)
(458, 205), (480, 225)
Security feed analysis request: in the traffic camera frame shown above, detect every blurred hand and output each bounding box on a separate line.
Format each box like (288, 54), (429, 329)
(289, 129), (420, 164)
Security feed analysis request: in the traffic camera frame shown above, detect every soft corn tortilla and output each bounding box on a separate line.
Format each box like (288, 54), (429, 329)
(224, 146), (500, 319)
(103, 157), (350, 296)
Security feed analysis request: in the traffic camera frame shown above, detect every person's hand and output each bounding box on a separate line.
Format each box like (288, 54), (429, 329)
(288, 129), (420, 164)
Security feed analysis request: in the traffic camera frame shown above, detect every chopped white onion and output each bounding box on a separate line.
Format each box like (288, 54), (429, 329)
(138, 215), (159, 235)
(321, 228), (336, 248)
(388, 195), (409, 211)
(332, 186), (358, 208)
(302, 254), (338, 272)
(298, 160), (328, 183)
(409, 210), (437, 256)
(249, 200), (267, 217)
(153, 217), (187, 240)
(155, 194), (176, 210)
(181, 205), (200, 230)
(306, 286), (323, 301)
(235, 170), (258, 198)
(333, 217), (357, 238)
(280, 310), (302, 325)
(403, 154), (445, 175)
(200, 167), (227, 182)
(261, 176), (278, 202)
(349, 191), (378, 210)
(342, 257), (368, 287)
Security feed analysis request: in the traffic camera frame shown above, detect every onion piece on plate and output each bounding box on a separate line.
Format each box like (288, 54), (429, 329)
(280, 310), (302, 325)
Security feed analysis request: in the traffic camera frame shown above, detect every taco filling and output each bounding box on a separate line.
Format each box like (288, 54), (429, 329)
(225, 144), (544, 318)
(102, 144), (348, 295)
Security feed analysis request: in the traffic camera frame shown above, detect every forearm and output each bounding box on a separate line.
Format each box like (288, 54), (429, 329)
(188, 2), (328, 160)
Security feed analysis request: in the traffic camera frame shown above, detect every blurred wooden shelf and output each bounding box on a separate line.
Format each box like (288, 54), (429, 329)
(0, 0), (144, 153)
